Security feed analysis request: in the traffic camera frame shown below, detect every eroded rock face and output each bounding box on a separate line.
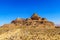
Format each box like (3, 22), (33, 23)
(31, 13), (40, 20)
(11, 13), (55, 29)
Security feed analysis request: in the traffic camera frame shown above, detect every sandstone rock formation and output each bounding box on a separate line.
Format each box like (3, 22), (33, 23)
(11, 13), (55, 29)
(0, 13), (60, 40)
(31, 13), (40, 20)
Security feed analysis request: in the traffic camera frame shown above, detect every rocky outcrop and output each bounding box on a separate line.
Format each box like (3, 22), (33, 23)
(11, 13), (55, 29)
(31, 13), (41, 20)
(0, 13), (59, 40)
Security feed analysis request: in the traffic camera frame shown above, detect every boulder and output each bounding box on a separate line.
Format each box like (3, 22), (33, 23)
(31, 13), (41, 20)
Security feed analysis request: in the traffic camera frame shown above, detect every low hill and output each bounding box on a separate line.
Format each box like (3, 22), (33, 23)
(0, 13), (60, 40)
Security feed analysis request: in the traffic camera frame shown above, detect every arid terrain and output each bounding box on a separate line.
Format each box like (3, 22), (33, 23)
(0, 13), (60, 40)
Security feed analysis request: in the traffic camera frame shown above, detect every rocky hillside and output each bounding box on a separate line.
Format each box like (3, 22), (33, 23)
(0, 13), (60, 40)
(0, 28), (60, 40)
(11, 13), (55, 29)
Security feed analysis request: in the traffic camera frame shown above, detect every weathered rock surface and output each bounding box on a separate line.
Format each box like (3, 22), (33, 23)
(11, 13), (55, 29)
(0, 13), (59, 40)
(0, 28), (60, 40)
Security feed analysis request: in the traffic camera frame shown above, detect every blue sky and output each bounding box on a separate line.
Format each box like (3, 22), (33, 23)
(0, 0), (60, 26)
